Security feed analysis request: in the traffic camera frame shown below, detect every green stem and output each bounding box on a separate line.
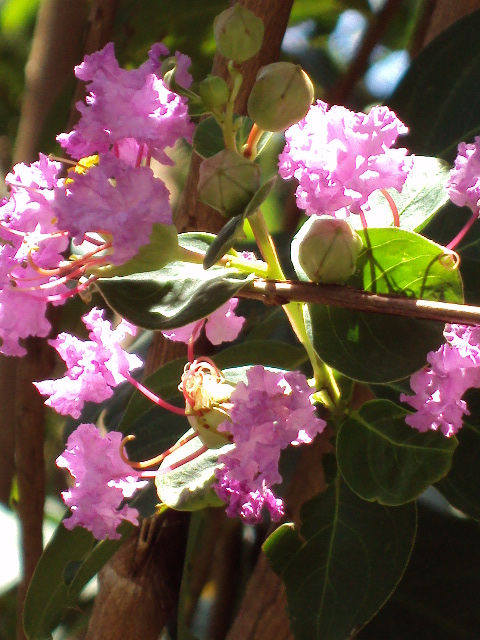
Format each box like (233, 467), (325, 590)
(248, 211), (340, 406)
(222, 62), (243, 152)
(176, 244), (269, 278)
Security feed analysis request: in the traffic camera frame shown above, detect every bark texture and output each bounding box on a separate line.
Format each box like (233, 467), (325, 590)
(86, 512), (189, 640)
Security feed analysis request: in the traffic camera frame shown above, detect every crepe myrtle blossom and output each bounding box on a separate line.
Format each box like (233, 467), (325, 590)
(445, 137), (480, 249)
(35, 307), (142, 418)
(57, 42), (194, 165)
(214, 366), (326, 523)
(278, 100), (412, 220)
(52, 153), (172, 265)
(161, 298), (245, 345)
(401, 324), (480, 437)
(0, 155), (69, 356)
(57, 423), (147, 540)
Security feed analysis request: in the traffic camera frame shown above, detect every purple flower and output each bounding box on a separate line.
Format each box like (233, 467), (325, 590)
(0, 155), (68, 356)
(162, 298), (245, 345)
(57, 42), (193, 164)
(447, 137), (480, 214)
(278, 100), (412, 218)
(34, 307), (142, 418)
(214, 366), (326, 523)
(401, 324), (480, 436)
(52, 153), (172, 265)
(57, 423), (146, 540)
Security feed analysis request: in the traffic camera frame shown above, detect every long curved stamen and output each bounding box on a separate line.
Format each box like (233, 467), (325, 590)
(446, 211), (479, 250)
(124, 372), (186, 416)
(181, 358), (224, 411)
(380, 188), (400, 228)
(156, 445), (209, 475)
(188, 319), (205, 363)
(120, 431), (198, 469)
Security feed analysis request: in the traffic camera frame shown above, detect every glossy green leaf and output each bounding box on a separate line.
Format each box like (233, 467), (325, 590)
(436, 420), (480, 520)
(338, 400), (457, 505)
(92, 224), (180, 278)
(23, 522), (133, 639)
(264, 476), (417, 640)
(155, 429), (233, 511)
(96, 261), (253, 330)
(436, 388), (480, 519)
(390, 9), (480, 160)
(353, 156), (450, 233)
(203, 215), (246, 269)
(214, 339), (307, 371)
(192, 116), (225, 158)
(307, 227), (464, 382)
(242, 176), (276, 218)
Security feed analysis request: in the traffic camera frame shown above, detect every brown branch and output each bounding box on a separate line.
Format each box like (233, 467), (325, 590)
(239, 278), (480, 325)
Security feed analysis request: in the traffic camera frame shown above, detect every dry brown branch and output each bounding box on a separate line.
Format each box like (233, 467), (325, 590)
(238, 278), (480, 326)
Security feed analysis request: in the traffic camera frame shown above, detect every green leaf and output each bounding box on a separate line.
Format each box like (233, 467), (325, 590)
(264, 476), (417, 640)
(308, 227), (464, 382)
(215, 339), (308, 371)
(242, 176), (276, 218)
(436, 388), (480, 519)
(202, 176), (276, 268)
(92, 224), (180, 278)
(203, 215), (245, 269)
(155, 429), (233, 511)
(337, 400), (457, 505)
(352, 156), (450, 233)
(96, 261), (253, 330)
(23, 522), (133, 639)
(390, 9), (480, 160)
(192, 117), (225, 158)
(436, 420), (480, 520)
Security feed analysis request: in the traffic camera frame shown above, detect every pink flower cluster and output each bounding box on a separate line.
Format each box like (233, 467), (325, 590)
(401, 324), (480, 436)
(57, 42), (193, 164)
(0, 155), (69, 355)
(278, 100), (412, 218)
(446, 137), (480, 214)
(162, 298), (245, 345)
(214, 366), (326, 523)
(0, 43), (193, 356)
(35, 307), (142, 418)
(57, 423), (146, 540)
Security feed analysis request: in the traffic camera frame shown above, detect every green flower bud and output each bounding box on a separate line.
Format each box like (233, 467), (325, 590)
(247, 62), (314, 132)
(199, 75), (230, 110)
(293, 216), (364, 284)
(213, 4), (264, 63)
(197, 149), (261, 217)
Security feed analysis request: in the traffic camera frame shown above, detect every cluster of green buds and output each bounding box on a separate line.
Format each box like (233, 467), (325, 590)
(195, 4), (315, 218)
